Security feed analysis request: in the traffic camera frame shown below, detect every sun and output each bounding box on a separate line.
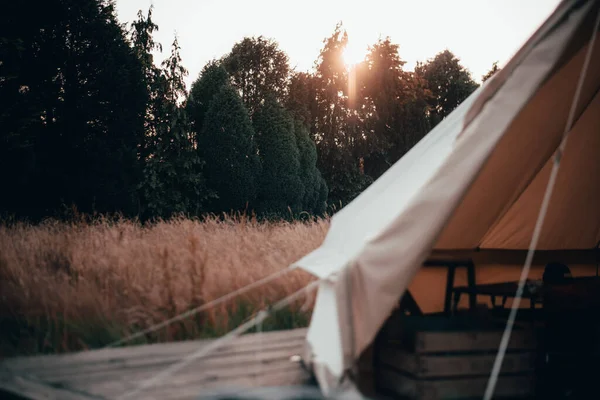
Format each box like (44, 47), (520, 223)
(342, 41), (366, 68)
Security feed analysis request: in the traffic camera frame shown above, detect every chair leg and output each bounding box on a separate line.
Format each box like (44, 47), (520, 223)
(444, 265), (456, 315)
(466, 262), (477, 310)
(453, 291), (462, 314)
(399, 290), (423, 316)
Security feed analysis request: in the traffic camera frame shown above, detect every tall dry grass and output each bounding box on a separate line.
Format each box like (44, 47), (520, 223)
(0, 215), (328, 357)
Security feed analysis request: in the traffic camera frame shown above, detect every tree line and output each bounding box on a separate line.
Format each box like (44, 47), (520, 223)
(0, 0), (500, 222)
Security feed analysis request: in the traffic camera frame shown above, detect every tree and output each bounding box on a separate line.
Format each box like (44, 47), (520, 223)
(359, 38), (433, 179)
(285, 72), (315, 127)
(416, 49), (479, 127)
(294, 119), (328, 214)
(359, 37), (408, 178)
(482, 61), (500, 82)
(0, 0), (148, 219)
(200, 84), (261, 213)
(138, 36), (210, 219)
(187, 61), (229, 139)
(222, 36), (290, 115)
(315, 175), (329, 216)
(253, 97), (303, 217)
(129, 5), (161, 96)
(311, 24), (372, 208)
(128, 5), (163, 167)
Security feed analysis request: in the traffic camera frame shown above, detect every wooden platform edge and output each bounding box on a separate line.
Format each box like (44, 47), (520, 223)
(0, 328), (312, 400)
(0, 367), (99, 400)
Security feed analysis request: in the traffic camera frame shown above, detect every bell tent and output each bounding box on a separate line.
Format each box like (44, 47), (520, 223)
(291, 0), (600, 396)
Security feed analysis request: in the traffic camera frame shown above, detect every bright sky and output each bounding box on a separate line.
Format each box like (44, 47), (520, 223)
(115, 0), (562, 89)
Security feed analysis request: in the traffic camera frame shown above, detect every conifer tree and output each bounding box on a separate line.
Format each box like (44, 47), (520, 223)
(138, 37), (209, 218)
(187, 61), (230, 138)
(200, 85), (261, 213)
(253, 97), (303, 217)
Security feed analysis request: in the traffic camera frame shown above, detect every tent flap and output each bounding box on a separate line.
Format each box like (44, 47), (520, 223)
(293, 0), (600, 395)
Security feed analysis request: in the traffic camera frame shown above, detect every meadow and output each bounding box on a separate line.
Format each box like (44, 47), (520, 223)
(0, 215), (327, 357)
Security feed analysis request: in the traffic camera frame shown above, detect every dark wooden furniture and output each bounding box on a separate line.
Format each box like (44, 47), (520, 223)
(451, 280), (543, 313)
(398, 290), (423, 316)
(423, 260), (476, 314)
(374, 314), (537, 400)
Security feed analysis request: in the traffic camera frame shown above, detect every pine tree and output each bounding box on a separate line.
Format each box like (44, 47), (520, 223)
(128, 5), (163, 166)
(253, 97), (303, 217)
(187, 61), (230, 140)
(315, 175), (329, 216)
(138, 36), (210, 219)
(200, 85), (261, 213)
(295, 119), (329, 214)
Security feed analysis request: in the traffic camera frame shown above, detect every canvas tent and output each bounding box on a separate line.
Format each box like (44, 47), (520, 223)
(291, 0), (600, 396)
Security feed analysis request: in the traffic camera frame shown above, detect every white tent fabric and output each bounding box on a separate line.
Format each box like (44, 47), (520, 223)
(292, 0), (600, 395)
(294, 82), (487, 280)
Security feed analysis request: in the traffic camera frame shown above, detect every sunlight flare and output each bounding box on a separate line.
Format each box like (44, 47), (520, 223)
(342, 41), (366, 68)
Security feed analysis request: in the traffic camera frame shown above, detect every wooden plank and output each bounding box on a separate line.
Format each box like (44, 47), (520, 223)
(0, 329), (311, 400)
(69, 358), (310, 399)
(155, 369), (314, 400)
(3, 329), (307, 373)
(0, 367), (97, 400)
(17, 337), (304, 380)
(194, 384), (323, 400)
(378, 315), (536, 353)
(154, 360), (310, 391)
(40, 345), (304, 387)
(377, 367), (534, 400)
(376, 346), (536, 378)
(414, 330), (536, 353)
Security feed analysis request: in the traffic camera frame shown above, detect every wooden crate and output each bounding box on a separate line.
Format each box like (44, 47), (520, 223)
(377, 370), (534, 400)
(373, 314), (537, 400)
(377, 347), (536, 378)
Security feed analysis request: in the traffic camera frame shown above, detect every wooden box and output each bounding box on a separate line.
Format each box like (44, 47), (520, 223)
(374, 314), (537, 400)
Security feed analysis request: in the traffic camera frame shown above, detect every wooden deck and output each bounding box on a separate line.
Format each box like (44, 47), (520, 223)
(0, 328), (315, 400)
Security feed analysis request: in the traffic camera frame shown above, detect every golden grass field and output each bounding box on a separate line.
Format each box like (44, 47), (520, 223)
(0, 216), (327, 357)
(1, 214), (572, 358)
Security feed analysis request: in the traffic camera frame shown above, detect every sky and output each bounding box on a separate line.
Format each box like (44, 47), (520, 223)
(114, 0), (563, 89)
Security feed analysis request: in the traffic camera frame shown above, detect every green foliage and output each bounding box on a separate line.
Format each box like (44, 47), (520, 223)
(325, 164), (373, 210)
(187, 61), (230, 136)
(315, 175), (329, 216)
(358, 37), (432, 179)
(311, 23), (370, 207)
(129, 5), (162, 87)
(482, 61), (500, 82)
(222, 36), (290, 115)
(253, 97), (303, 217)
(0, 0), (147, 219)
(1, 5), (493, 222)
(294, 120), (327, 214)
(137, 37), (212, 219)
(200, 85), (261, 213)
(286, 72), (314, 126)
(415, 49), (479, 127)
